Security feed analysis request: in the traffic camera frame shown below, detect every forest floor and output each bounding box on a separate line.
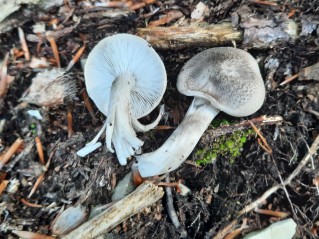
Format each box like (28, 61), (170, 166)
(0, 0), (319, 239)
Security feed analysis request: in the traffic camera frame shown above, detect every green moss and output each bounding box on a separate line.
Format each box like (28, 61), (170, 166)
(29, 123), (37, 136)
(195, 128), (255, 166)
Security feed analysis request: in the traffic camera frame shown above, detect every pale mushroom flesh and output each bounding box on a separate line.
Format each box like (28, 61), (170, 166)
(135, 47), (266, 177)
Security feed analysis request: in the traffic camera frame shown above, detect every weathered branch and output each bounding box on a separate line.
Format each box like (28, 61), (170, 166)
(62, 181), (164, 239)
(137, 22), (243, 50)
(201, 115), (283, 144)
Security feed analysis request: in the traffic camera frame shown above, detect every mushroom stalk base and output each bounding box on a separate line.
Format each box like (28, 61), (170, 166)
(136, 97), (219, 177)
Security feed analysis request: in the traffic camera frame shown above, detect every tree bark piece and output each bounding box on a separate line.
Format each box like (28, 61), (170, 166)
(62, 181), (164, 239)
(137, 22), (243, 50)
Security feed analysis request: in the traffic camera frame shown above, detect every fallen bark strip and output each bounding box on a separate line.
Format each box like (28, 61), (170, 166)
(62, 181), (164, 239)
(137, 22), (243, 50)
(205, 134), (319, 239)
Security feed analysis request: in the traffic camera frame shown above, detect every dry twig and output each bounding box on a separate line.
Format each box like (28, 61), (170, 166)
(137, 22), (242, 50)
(201, 115), (283, 144)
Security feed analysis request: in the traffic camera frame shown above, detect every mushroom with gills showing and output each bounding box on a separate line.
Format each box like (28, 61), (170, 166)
(135, 47), (266, 177)
(77, 34), (167, 165)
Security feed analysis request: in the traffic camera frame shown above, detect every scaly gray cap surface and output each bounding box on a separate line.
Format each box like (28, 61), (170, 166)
(177, 47), (265, 117)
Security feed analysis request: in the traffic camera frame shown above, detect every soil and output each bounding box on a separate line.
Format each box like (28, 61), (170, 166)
(0, 1), (318, 239)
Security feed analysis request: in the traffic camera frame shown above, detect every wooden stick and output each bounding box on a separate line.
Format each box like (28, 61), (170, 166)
(201, 115), (283, 144)
(137, 22), (243, 50)
(62, 181), (164, 239)
(0, 138), (24, 169)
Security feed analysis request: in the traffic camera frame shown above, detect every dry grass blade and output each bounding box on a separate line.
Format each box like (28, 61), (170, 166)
(248, 0), (278, 6)
(35, 136), (45, 165)
(67, 103), (73, 138)
(0, 138), (24, 169)
(80, 88), (96, 124)
(254, 208), (290, 218)
(47, 36), (61, 68)
(66, 45), (86, 71)
(28, 154), (52, 198)
(280, 73), (300, 85)
(18, 27), (30, 61)
(249, 121), (273, 154)
(28, 174), (45, 198)
(20, 198), (43, 208)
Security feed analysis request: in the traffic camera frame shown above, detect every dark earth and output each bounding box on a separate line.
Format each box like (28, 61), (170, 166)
(0, 0), (319, 239)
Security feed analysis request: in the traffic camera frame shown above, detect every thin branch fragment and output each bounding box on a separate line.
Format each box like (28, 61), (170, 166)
(202, 115), (282, 144)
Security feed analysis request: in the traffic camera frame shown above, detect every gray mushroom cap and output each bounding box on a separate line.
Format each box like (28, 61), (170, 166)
(85, 33), (167, 119)
(177, 47), (265, 117)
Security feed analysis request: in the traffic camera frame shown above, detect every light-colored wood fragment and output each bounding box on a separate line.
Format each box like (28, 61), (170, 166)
(62, 181), (164, 239)
(137, 22), (243, 49)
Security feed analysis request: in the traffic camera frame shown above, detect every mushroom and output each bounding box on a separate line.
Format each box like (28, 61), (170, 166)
(77, 34), (167, 165)
(135, 47), (265, 177)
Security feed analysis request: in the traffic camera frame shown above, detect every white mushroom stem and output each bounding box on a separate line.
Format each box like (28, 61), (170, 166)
(132, 105), (165, 132)
(77, 73), (165, 162)
(136, 97), (220, 177)
(106, 73), (143, 165)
